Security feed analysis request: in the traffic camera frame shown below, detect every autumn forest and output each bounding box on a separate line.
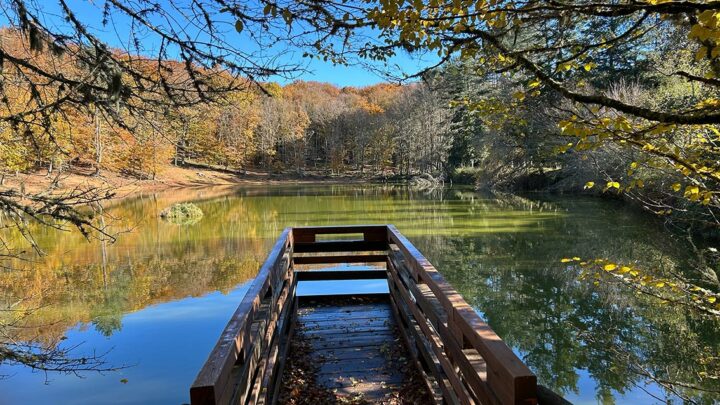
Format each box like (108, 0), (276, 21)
(1, 0), (720, 403)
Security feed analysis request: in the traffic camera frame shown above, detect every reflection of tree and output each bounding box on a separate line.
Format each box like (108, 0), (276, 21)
(0, 188), (274, 349)
(92, 315), (123, 337)
(411, 199), (720, 403)
(1, 255), (263, 344)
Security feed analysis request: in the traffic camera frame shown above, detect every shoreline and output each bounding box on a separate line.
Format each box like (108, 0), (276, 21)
(1, 165), (376, 202)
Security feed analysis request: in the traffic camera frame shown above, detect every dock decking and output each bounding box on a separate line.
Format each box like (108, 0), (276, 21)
(283, 296), (422, 402)
(190, 225), (556, 405)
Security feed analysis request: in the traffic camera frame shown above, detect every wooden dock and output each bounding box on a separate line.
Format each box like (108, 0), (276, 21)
(190, 225), (562, 405)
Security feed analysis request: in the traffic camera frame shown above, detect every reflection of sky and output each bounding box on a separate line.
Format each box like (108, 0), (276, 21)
(564, 369), (669, 405)
(297, 280), (389, 297)
(296, 264), (389, 297)
(470, 307), (679, 405)
(0, 284), (250, 405)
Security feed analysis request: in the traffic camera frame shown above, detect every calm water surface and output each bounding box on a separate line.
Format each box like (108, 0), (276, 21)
(0, 184), (717, 404)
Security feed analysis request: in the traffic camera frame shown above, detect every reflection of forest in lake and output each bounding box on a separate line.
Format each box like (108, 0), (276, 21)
(0, 184), (718, 404)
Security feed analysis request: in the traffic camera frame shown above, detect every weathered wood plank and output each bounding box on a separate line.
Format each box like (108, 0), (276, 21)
(190, 228), (292, 405)
(317, 373), (406, 386)
(388, 282), (457, 404)
(292, 225), (388, 244)
(311, 346), (389, 361)
(300, 318), (391, 331)
(294, 240), (388, 253)
(387, 260), (474, 405)
(386, 292), (445, 405)
(316, 358), (398, 374)
(387, 225), (538, 405)
(282, 300), (414, 402)
(253, 271), (298, 404)
(268, 297), (298, 405)
(293, 254), (387, 264)
(303, 325), (393, 337)
(388, 256), (499, 404)
(298, 303), (394, 315)
(297, 309), (392, 322)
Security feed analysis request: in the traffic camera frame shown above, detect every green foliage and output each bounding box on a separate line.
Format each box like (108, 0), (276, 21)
(449, 166), (481, 185)
(159, 203), (204, 225)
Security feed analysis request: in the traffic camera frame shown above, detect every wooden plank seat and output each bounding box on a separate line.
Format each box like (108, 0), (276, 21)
(190, 225), (558, 405)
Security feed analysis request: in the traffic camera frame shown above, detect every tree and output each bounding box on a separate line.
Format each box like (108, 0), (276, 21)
(261, 0), (720, 298)
(0, 0), (301, 375)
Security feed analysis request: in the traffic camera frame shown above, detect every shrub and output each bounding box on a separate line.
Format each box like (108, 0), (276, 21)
(159, 203), (204, 225)
(449, 166), (482, 185)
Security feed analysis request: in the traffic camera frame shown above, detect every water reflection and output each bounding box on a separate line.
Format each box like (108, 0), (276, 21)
(0, 184), (718, 404)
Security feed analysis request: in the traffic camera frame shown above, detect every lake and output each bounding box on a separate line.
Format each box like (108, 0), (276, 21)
(0, 184), (717, 404)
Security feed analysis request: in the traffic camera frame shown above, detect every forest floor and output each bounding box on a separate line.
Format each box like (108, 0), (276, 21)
(2, 164), (370, 201)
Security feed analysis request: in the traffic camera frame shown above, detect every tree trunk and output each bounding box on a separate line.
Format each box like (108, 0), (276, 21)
(95, 106), (103, 176)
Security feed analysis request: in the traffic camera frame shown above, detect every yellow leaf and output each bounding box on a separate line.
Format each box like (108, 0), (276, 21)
(708, 296), (717, 304)
(604, 264), (617, 271)
(684, 185), (701, 200)
(556, 61), (573, 72)
(560, 258), (574, 263)
(672, 183), (681, 192)
(584, 181), (595, 189)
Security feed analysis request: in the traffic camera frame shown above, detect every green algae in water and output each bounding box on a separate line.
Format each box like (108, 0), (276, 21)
(159, 202), (204, 225)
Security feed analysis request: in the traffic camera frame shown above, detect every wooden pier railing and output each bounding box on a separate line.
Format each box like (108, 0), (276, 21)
(190, 225), (549, 405)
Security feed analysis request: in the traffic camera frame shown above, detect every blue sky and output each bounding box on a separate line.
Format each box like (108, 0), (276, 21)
(4, 0), (432, 87)
(286, 57), (424, 87)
